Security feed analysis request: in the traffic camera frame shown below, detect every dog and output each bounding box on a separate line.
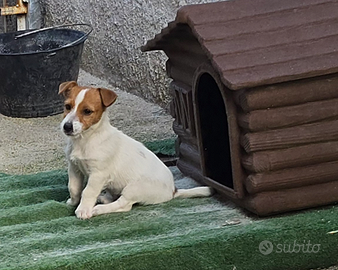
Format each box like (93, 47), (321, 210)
(58, 81), (213, 219)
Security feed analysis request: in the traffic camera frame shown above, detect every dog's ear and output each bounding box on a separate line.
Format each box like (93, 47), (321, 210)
(58, 81), (78, 97)
(98, 88), (118, 107)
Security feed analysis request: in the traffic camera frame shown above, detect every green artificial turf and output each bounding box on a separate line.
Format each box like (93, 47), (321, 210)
(143, 138), (177, 157)
(0, 169), (338, 270)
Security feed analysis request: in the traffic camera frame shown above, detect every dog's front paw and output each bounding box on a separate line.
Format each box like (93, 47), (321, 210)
(75, 205), (94, 219)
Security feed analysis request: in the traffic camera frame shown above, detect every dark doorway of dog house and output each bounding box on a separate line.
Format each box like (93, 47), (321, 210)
(196, 73), (234, 189)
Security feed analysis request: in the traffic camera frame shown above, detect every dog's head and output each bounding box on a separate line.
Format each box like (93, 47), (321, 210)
(58, 81), (117, 137)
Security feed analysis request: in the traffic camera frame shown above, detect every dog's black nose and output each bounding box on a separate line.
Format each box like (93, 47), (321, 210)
(63, 122), (73, 134)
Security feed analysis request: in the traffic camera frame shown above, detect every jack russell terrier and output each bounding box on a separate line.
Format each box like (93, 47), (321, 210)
(59, 81), (213, 219)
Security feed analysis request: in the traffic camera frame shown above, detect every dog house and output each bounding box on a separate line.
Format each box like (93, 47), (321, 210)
(142, 0), (338, 216)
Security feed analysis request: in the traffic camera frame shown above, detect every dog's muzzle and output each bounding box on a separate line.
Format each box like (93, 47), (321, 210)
(63, 122), (73, 135)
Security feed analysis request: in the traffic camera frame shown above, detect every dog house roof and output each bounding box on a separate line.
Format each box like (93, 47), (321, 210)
(142, 0), (338, 90)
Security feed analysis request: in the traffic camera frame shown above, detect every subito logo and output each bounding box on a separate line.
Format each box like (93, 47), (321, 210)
(259, 240), (274, 255)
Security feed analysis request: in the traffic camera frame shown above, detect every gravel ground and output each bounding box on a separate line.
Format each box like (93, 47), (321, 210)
(0, 69), (175, 174)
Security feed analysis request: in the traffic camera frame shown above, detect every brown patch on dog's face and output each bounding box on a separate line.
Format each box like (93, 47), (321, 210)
(59, 81), (86, 118)
(76, 88), (105, 131)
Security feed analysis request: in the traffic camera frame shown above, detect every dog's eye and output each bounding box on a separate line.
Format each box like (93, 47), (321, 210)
(65, 104), (72, 111)
(83, 108), (93, 115)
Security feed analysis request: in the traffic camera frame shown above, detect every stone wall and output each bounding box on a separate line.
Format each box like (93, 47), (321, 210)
(39, 0), (218, 108)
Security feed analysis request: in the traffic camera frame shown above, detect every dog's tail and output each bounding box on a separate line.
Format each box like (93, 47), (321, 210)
(173, 186), (214, 199)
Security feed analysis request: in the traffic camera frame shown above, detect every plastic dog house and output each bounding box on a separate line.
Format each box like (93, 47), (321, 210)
(142, 0), (338, 215)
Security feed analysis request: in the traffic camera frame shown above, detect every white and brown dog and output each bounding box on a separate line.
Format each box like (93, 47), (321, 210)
(58, 81), (213, 219)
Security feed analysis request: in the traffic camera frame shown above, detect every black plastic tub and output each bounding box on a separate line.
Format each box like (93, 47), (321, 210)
(0, 24), (92, 118)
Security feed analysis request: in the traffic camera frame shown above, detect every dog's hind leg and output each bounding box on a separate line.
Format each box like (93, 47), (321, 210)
(92, 195), (134, 216)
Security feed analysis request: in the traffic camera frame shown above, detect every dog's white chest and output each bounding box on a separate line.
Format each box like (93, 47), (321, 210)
(71, 156), (89, 175)
(68, 145), (91, 175)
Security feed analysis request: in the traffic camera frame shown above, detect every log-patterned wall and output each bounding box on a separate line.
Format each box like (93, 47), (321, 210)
(170, 81), (203, 180)
(164, 27), (208, 182)
(236, 74), (338, 195)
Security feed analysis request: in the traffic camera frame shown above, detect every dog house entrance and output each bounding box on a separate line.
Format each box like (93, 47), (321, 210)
(196, 73), (234, 188)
